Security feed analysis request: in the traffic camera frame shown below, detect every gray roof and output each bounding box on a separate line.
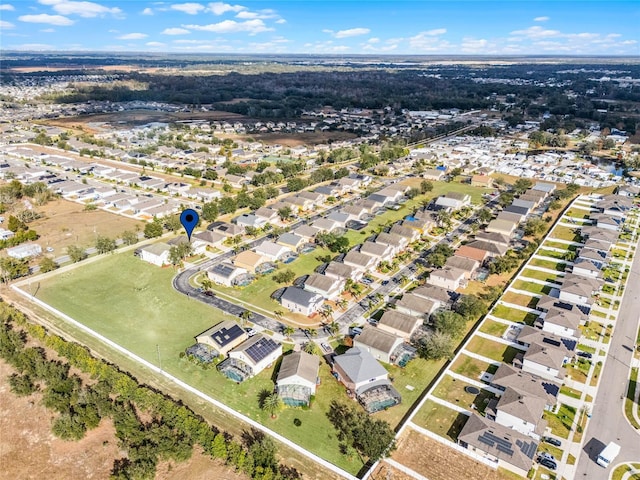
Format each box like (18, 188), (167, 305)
(276, 350), (319, 385)
(141, 242), (171, 255)
(532, 182), (555, 193)
(474, 231), (511, 247)
(324, 261), (355, 279)
(210, 262), (240, 279)
(281, 287), (321, 307)
(355, 326), (403, 354)
(379, 310), (420, 334)
(504, 205), (530, 216)
(412, 284), (453, 304)
(360, 241), (391, 258)
(445, 255), (479, 272)
(395, 293), (438, 315)
(465, 240), (508, 255)
(231, 333), (281, 364)
(304, 273), (338, 293)
(278, 232), (304, 248)
(491, 363), (560, 406)
(333, 347), (388, 384)
(196, 320), (245, 349)
(326, 211), (350, 225)
(493, 386), (548, 428)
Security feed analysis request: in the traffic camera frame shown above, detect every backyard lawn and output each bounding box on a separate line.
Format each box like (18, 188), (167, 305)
(501, 291), (539, 308)
(511, 280), (553, 296)
(465, 336), (522, 364)
(543, 404), (577, 439)
(549, 225), (582, 243)
(412, 399), (469, 442)
(492, 304), (539, 324)
(479, 319), (508, 337)
(528, 258), (567, 272)
(449, 354), (497, 380)
(431, 374), (496, 414)
(520, 268), (563, 283)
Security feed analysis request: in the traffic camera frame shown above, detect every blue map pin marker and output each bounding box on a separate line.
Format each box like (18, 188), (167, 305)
(180, 208), (199, 241)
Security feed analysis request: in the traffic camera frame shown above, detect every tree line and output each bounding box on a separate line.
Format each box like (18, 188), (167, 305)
(0, 302), (301, 480)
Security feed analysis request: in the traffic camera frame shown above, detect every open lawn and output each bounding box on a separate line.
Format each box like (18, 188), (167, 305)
(543, 241), (577, 251)
(479, 319), (508, 337)
(549, 225), (582, 243)
(543, 404), (576, 439)
(411, 399), (469, 441)
(612, 464), (640, 480)
(465, 337), (521, 364)
(501, 291), (539, 309)
(431, 375), (495, 414)
(511, 280), (552, 296)
(402, 178), (488, 205)
(449, 354), (496, 380)
(33, 252), (365, 472)
(536, 249), (569, 260)
(520, 268), (563, 283)
(528, 258), (567, 272)
(492, 304), (539, 324)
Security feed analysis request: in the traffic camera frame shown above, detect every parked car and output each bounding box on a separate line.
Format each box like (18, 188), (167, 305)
(321, 343), (332, 353)
(203, 290), (215, 297)
(539, 452), (556, 462)
(539, 458), (557, 470)
(543, 436), (562, 447)
(576, 351), (593, 359)
(245, 328), (257, 337)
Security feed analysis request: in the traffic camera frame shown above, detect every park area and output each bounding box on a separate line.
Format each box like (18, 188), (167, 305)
(28, 251), (446, 473)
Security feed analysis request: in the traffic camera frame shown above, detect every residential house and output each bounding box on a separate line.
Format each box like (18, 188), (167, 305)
(234, 213), (267, 229)
(390, 224), (420, 243)
(254, 241), (291, 262)
(412, 284), (455, 305)
(343, 250), (378, 271)
(332, 347), (401, 413)
(517, 194), (541, 207)
(503, 205), (530, 220)
(590, 213), (623, 231)
(532, 182), (556, 195)
(326, 211), (350, 228)
(226, 334), (282, 377)
(377, 311), (421, 340)
(465, 240), (509, 258)
(538, 306), (585, 339)
(353, 327), (405, 364)
(207, 262), (247, 287)
(486, 219), (518, 238)
(471, 175), (493, 188)
(427, 267), (467, 291)
(375, 232), (408, 253)
(444, 255), (480, 279)
(254, 207), (279, 224)
(490, 363), (560, 410)
(360, 241), (395, 264)
(395, 293), (439, 319)
(423, 168), (445, 181)
(210, 222), (245, 237)
(192, 230), (226, 248)
(276, 351), (320, 407)
(558, 276), (600, 306)
(277, 233), (306, 252)
(280, 287), (324, 316)
(287, 196), (314, 212)
(304, 273), (345, 301)
(138, 242), (170, 266)
(486, 387), (547, 440)
(474, 231), (511, 248)
(324, 261), (362, 282)
(454, 244), (491, 264)
(618, 185), (640, 198)
(435, 192), (471, 210)
(458, 414), (538, 478)
(311, 217), (339, 233)
(196, 320), (248, 356)
(597, 194), (633, 218)
(0, 229), (15, 241)
(342, 205), (368, 222)
(581, 226), (618, 245)
(582, 238), (613, 254)
(233, 250), (266, 273)
(516, 341), (570, 381)
(497, 211), (526, 225)
(297, 190), (326, 205)
(511, 198), (537, 212)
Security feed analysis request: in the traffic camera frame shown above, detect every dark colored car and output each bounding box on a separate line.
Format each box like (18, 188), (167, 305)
(539, 458), (557, 470)
(543, 436), (562, 447)
(203, 290), (215, 297)
(576, 351), (593, 359)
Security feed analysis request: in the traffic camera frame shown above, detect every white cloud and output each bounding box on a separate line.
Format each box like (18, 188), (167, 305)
(409, 29), (452, 51)
(0, 4), (15, 11)
(18, 14), (74, 26)
(142, 7), (154, 15)
(275, 18), (286, 24)
(170, 3), (205, 14)
(0, 20), (15, 28)
(510, 26), (561, 39)
(236, 9), (278, 20)
(117, 32), (148, 40)
(460, 37), (490, 53)
(183, 19), (273, 35)
(146, 41), (166, 47)
(534, 16), (550, 22)
(162, 27), (191, 35)
(38, 0), (123, 18)
(367, 37), (380, 44)
(207, 2), (246, 15)
(41, 28), (55, 32)
(332, 27), (370, 38)
(423, 28), (447, 36)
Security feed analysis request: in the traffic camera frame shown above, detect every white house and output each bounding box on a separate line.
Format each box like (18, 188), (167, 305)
(254, 241), (291, 262)
(280, 287), (324, 316)
(427, 267), (466, 291)
(303, 273), (345, 301)
(138, 242), (170, 266)
(227, 334), (282, 377)
(276, 351), (320, 407)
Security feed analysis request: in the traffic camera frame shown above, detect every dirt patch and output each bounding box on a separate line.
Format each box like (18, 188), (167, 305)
(391, 429), (514, 480)
(370, 463), (415, 479)
(27, 197), (144, 254)
(0, 359), (249, 480)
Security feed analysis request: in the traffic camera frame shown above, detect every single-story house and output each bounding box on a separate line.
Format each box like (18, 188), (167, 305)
(196, 320), (248, 356)
(277, 232), (306, 251)
(374, 232), (408, 253)
(435, 192), (471, 210)
(412, 284), (454, 305)
(234, 213), (267, 229)
(254, 241), (292, 262)
(389, 224), (420, 242)
(465, 240), (509, 258)
(226, 334), (282, 377)
(233, 250), (267, 273)
(423, 168), (445, 181)
(497, 211), (525, 224)
(377, 311), (421, 340)
(532, 182), (556, 195)
(474, 231), (511, 248)
(254, 207), (279, 223)
(311, 217), (339, 232)
(511, 199), (537, 212)
(304, 273), (345, 301)
(280, 287), (324, 316)
(192, 230), (226, 248)
(139, 242), (171, 266)
(293, 225), (320, 241)
(207, 262), (247, 286)
(326, 211), (350, 228)
(276, 351), (320, 407)
(471, 175), (493, 188)
(503, 205), (531, 218)
(455, 244), (491, 263)
(210, 222), (245, 237)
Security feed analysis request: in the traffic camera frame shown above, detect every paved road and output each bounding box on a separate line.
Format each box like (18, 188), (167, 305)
(575, 235), (640, 478)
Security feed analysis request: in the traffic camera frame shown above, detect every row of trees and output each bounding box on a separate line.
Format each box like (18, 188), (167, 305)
(0, 303), (301, 480)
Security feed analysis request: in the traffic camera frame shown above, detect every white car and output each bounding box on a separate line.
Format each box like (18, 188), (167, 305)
(245, 328), (257, 337)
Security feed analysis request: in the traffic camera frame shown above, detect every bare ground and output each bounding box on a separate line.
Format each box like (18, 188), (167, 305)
(390, 429), (518, 480)
(0, 358), (249, 480)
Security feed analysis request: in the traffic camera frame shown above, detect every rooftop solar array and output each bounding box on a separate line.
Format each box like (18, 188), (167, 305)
(211, 324), (244, 348)
(478, 431), (514, 456)
(516, 439), (538, 459)
(246, 337), (280, 363)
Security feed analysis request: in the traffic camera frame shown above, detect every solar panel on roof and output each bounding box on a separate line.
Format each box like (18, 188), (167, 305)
(496, 444), (514, 455)
(246, 337), (280, 363)
(516, 439), (538, 459)
(542, 337), (561, 347)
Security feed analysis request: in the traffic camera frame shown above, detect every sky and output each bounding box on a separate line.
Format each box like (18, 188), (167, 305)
(1, 1), (639, 55)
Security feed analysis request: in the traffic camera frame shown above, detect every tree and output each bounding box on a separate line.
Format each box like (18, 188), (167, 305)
(327, 321), (340, 336)
(240, 310), (253, 324)
(67, 245), (87, 263)
(477, 208), (493, 224)
(200, 278), (213, 292)
(523, 217), (547, 237)
(144, 220), (163, 239)
(7, 215), (26, 233)
(169, 242), (193, 266)
(406, 187), (421, 199)
(320, 304), (334, 321)
(286, 178), (306, 192)
(260, 393), (283, 419)
(0, 257), (29, 283)
(272, 269), (295, 284)
(121, 230), (138, 246)
(202, 201), (219, 222)
(164, 215), (182, 232)
(454, 294), (488, 321)
(513, 178), (533, 195)
(336, 298), (349, 311)
(420, 180), (434, 194)
(95, 235), (117, 254)
(417, 331), (454, 360)
(39, 256), (58, 273)
(277, 206), (293, 222)
(302, 341), (321, 356)
(282, 326), (295, 339)
(432, 310), (466, 338)
(435, 210), (452, 230)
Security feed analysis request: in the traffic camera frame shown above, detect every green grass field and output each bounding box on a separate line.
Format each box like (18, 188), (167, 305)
(32, 251), (447, 472)
(431, 375), (495, 413)
(520, 268), (563, 283)
(492, 304), (539, 324)
(479, 319), (508, 337)
(465, 336), (521, 364)
(511, 280), (553, 296)
(411, 399), (469, 441)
